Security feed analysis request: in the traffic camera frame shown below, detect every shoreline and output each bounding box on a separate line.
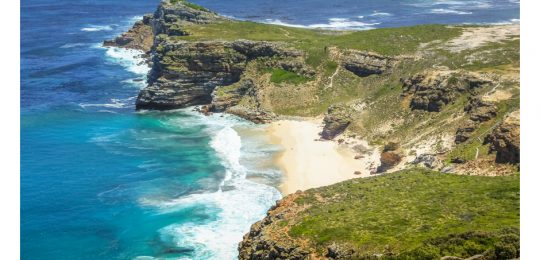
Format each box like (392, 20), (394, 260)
(265, 119), (379, 195)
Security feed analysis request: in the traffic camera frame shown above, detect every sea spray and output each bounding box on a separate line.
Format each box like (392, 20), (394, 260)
(104, 47), (150, 77)
(138, 111), (282, 259)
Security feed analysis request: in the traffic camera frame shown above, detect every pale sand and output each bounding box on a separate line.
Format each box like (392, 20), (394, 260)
(266, 119), (379, 195)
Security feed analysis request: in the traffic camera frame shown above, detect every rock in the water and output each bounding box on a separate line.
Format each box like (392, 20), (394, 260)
(484, 110), (520, 164)
(402, 71), (492, 112)
(342, 51), (397, 77)
(321, 104), (353, 140)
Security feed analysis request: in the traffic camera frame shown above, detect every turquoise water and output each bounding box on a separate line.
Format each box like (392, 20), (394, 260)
(21, 0), (282, 259)
(21, 0), (519, 259)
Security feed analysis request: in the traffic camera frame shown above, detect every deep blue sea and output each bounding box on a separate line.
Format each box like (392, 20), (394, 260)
(21, 0), (519, 259)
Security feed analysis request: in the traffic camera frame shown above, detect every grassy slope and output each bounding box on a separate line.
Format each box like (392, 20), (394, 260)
(288, 169), (519, 257)
(164, 5), (520, 160)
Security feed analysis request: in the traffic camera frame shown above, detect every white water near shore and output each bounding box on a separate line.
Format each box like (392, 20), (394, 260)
(138, 111), (282, 259)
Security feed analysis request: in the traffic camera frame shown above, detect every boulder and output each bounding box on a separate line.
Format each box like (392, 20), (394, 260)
(377, 151), (402, 172)
(321, 105), (353, 140)
(412, 154), (442, 169)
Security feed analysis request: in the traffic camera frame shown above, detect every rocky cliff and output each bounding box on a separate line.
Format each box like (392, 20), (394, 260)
(106, 1), (521, 258)
(137, 39), (300, 111)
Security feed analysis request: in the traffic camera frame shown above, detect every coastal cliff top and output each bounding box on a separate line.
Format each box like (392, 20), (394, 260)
(239, 169), (520, 259)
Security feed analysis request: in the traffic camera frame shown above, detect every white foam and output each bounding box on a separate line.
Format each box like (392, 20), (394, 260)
(104, 47), (150, 77)
(60, 43), (88, 48)
(81, 25), (114, 32)
(430, 8), (473, 14)
(264, 17), (379, 30)
(370, 11), (393, 17)
(139, 111), (282, 259)
(79, 97), (136, 109)
(409, 0), (492, 9)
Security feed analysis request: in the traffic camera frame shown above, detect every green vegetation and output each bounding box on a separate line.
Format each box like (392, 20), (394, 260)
(159, 8), (519, 154)
(179, 21), (462, 67)
(266, 68), (311, 85)
(288, 169), (519, 257)
(169, 0), (209, 11)
(446, 97), (520, 162)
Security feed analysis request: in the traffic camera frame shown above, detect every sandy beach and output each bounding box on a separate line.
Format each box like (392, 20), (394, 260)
(266, 119), (379, 195)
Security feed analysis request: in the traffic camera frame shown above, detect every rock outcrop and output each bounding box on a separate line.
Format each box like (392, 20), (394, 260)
(412, 154), (442, 169)
(238, 192), (311, 260)
(402, 71), (492, 112)
(485, 110), (520, 164)
(377, 142), (403, 172)
(103, 14), (154, 52)
(320, 104), (353, 140)
(455, 120), (477, 144)
(342, 51), (396, 77)
(136, 40), (299, 110)
(454, 97), (498, 144)
(150, 0), (223, 36)
(465, 97), (498, 122)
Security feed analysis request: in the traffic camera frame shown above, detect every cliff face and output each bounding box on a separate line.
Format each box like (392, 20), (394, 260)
(136, 39), (300, 110)
(485, 110), (520, 164)
(103, 15), (154, 52)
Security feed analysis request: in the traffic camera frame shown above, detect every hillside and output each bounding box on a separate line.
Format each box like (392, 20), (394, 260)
(104, 0), (521, 259)
(105, 0), (519, 176)
(238, 170), (520, 259)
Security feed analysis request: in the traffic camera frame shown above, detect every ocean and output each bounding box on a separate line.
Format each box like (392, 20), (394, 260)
(20, 0), (519, 259)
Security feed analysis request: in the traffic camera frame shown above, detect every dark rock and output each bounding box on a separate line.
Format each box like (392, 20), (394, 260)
(412, 154), (441, 169)
(451, 157), (466, 164)
(342, 51), (397, 77)
(484, 110), (520, 164)
(455, 120), (477, 144)
(321, 104), (353, 140)
(377, 151), (402, 172)
(465, 97), (498, 122)
(353, 171), (362, 175)
(383, 141), (399, 152)
(402, 71), (492, 112)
